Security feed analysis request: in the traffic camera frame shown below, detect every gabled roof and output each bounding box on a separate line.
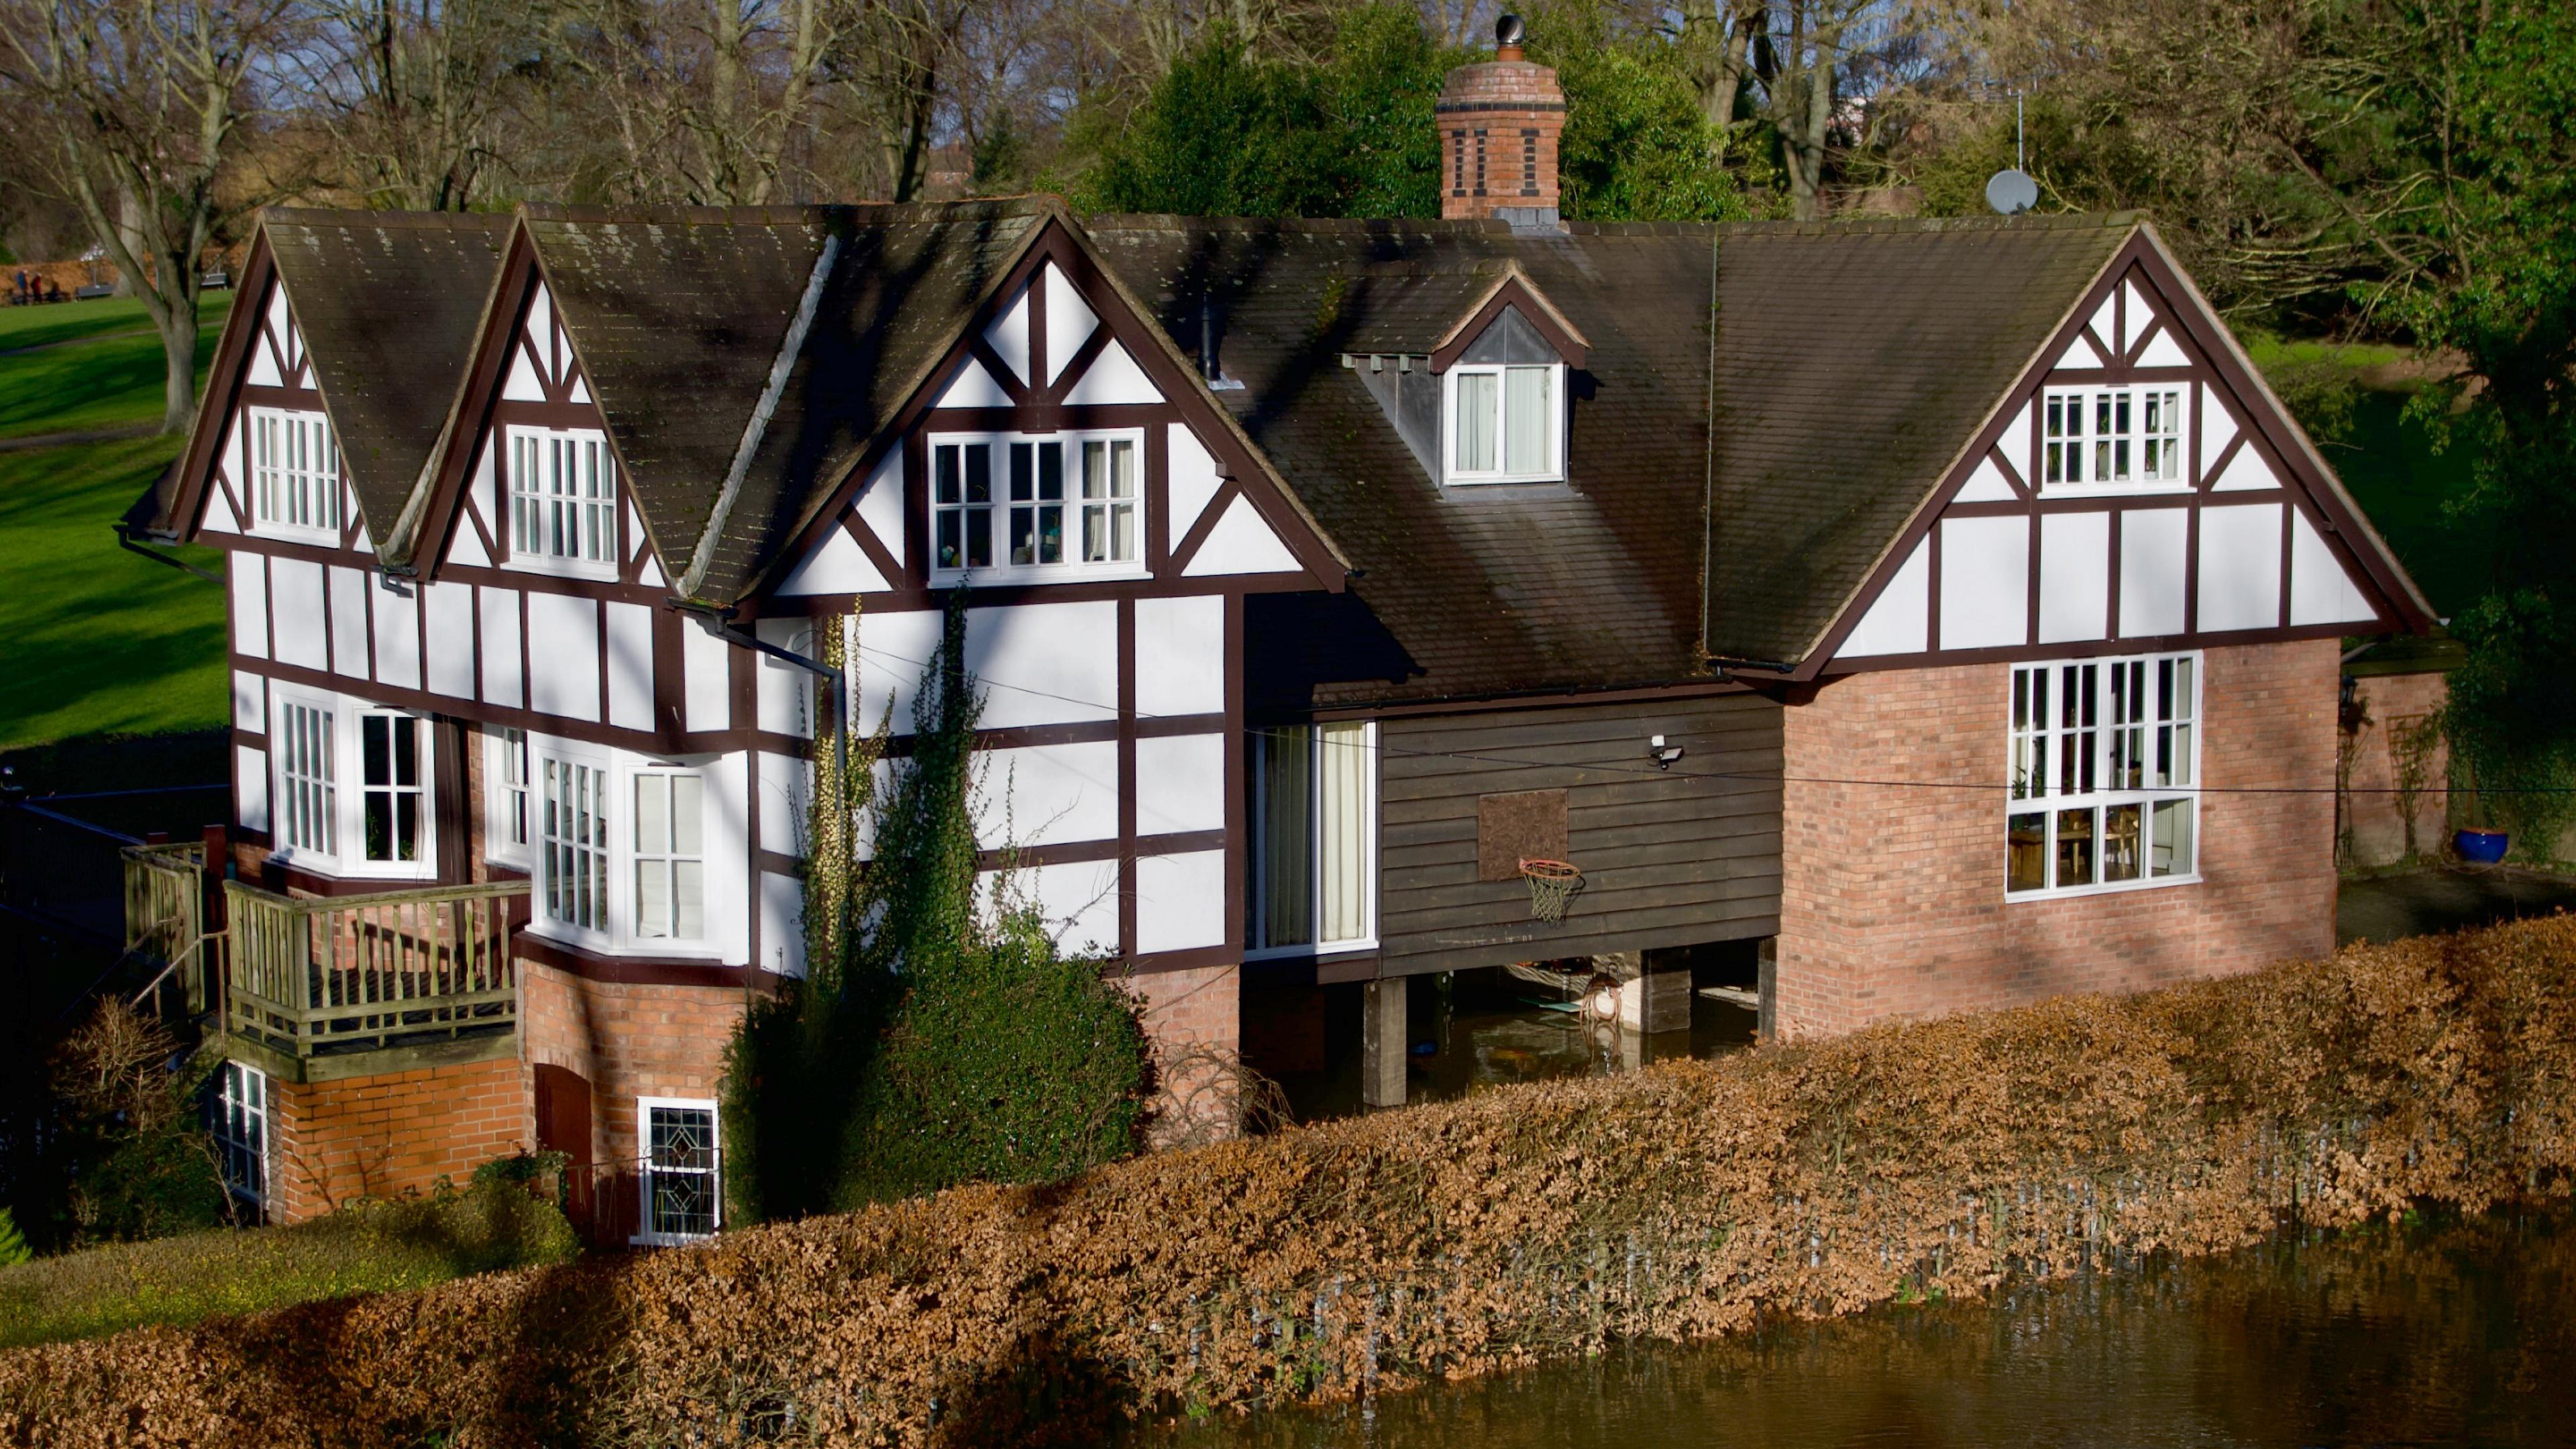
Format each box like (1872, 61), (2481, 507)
(1706, 213), (2135, 664)
(486, 201), (1051, 598)
(158, 210), (508, 545)
(1090, 216), (1718, 704)
(262, 211), (511, 543)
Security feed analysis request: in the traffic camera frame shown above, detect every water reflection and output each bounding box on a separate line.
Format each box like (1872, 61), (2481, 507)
(1128, 1210), (2576, 1448)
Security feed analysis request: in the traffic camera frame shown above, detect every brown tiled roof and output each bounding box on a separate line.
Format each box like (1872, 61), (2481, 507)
(520, 201), (1048, 599)
(261, 211), (511, 547)
(1089, 215), (1718, 706)
(1707, 214), (2134, 663)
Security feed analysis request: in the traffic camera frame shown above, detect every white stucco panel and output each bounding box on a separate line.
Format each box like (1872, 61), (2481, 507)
(606, 602), (655, 731)
(965, 600), (1119, 729)
(1135, 594), (1226, 717)
(372, 578), (422, 690)
(760, 869), (806, 977)
(1136, 850), (1227, 955)
(2089, 292), (2121, 354)
(2136, 326), (2191, 369)
(2057, 331), (2108, 370)
(759, 749), (810, 856)
(231, 551), (269, 659)
(502, 340), (547, 402)
(527, 592), (600, 720)
(1998, 400), (2033, 483)
(447, 511), (492, 568)
(1135, 733), (1226, 836)
(424, 582), (475, 697)
(2116, 507), (2189, 638)
(2198, 384), (2239, 480)
(1182, 494), (1301, 577)
(236, 746), (270, 835)
(2214, 441), (2282, 492)
(2288, 507), (2379, 627)
(232, 670), (265, 731)
(270, 558), (327, 671)
(998, 858), (1121, 958)
(2198, 502), (2284, 632)
(1063, 339), (1161, 406)
(2037, 511), (2111, 644)
(1936, 515), (2029, 650)
(977, 740), (1120, 849)
(1044, 262), (1099, 386)
(755, 618), (815, 737)
(853, 451), (904, 570)
(328, 566), (371, 679)
(1833, 535), (1928, 659)
(853, 607), (942, 735)
(1955, 455), (2017, 504)
(933, 355), (1014, 410)
(478, 586), (522, 706)
(983, 281), (1033, 386)
(775, 522), (888, 596)
(1167, 423), (1225, 542)
(684, 619), (732, 732)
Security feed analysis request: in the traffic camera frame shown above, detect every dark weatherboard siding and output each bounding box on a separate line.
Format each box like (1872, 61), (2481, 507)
(1376, 694), (1783, 977)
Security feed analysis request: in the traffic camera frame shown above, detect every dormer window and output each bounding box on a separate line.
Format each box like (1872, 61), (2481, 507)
(1444, 362), (1564, 484)
(505, 425), (618, 578)
(247, 407), (343, 541)
(931, 429), (1143, 579)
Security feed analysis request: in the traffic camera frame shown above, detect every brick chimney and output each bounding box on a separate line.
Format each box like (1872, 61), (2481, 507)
(1437, 13), (1565, 229)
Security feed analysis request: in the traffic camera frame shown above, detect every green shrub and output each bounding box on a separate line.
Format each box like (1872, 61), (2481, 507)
(0, 1177), (578, 1349)
(0, 1211), (28, 1267)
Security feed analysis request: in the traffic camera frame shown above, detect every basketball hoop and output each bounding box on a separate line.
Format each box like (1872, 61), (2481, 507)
(1519, 857), (1584, 922)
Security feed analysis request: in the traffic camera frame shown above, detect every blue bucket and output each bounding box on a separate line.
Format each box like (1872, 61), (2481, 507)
(2456, 828), (2510, 864)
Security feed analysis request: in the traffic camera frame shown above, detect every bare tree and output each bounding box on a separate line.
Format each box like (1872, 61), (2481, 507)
(292, 0), (557, 211)
(2, 0), (301, 433)
(562, 0), (849, 203)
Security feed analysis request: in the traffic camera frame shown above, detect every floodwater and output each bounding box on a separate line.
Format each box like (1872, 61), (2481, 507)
(1127, 1208), (2576, 1448)
(1256, 959), (1760, 1124)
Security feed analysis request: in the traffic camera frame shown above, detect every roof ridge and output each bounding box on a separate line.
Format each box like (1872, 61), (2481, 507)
(260, 207), (513, 231)
(516, 197), (1065, 227)
(1707, 211), (2145, 238)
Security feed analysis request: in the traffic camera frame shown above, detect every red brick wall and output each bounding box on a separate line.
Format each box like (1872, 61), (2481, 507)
(266, 1055), (525, 1223)
(1776, 639), (2339, 1038)
(1127, 963), (1242, 1148)
(519, 962), (746, 1168)
(2344, 671), (2450, 868)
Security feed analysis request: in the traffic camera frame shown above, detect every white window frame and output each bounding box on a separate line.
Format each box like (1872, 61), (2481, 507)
(630, 769), (707, 943)
(268, 688), (437, 879)
(274, 694), (339, 863)
(522, 739), (731, 959)
(486, 726), (533, 867)
(2006, 652), (2202, 900)
(211, 1059), (270, 1220)
(244, 405), (343, 543)
(1246, 720), (1379, 959)
(2040, 386), (2188, 494)
(635, 1096), (721, 1245)
(535, 744), (615, 945)
(503, 424), (619, 579)
(1441, 362), (1565, 485)
(355, 708), (430, 871)
(926, 429), (1147, 582)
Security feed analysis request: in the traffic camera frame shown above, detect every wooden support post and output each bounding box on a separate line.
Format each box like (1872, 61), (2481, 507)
(1756, 936), (1778, 1042)
(1617, 952), (1690, 1035)
(1362, 976), (1407, 1108)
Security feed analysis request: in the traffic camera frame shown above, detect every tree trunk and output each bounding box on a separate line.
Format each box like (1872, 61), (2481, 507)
(112, 186), (146, 297)
(156, 294), (199, 435)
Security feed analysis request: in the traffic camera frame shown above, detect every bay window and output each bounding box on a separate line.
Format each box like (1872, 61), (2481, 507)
(489, 727), (532, 864)
(931, 430), (1140, 578)
(2007, 653), (2200, 898)
(278, 699), (337, 857)
(632, 772), (706, 942)
(1444, 363), (1562, 484)
(1249, 721), (1377, 954)
(359, 711), (425, 865)
(2042, 387), (2186, 490)
(542, 757), (611, 933)
(507, 425), (616, 574)
(248, 407), (342, 539)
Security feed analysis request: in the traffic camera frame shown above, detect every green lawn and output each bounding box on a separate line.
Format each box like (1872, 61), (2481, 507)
(0, 293), (230, 753)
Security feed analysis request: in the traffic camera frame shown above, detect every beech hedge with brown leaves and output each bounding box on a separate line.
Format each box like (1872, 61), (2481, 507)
(5, 918), (2573, 1447)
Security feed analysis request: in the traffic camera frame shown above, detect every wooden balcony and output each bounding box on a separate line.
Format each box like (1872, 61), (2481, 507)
(221, 879), (531, 1075)
(122, 845), (533, 1079)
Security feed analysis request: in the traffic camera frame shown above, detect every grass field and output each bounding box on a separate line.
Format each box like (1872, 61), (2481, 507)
(0, 294), (231, 755)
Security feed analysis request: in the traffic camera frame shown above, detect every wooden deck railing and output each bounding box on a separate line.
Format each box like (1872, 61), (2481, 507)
(222, 879), (530, 1058)
(121, 841), (210, 1012)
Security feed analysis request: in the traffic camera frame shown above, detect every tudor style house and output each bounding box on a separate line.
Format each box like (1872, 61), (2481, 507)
(129, 30), (2428, 1232)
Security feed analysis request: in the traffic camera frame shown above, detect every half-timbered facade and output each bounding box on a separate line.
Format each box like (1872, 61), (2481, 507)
(138, 34), (2429, 1229)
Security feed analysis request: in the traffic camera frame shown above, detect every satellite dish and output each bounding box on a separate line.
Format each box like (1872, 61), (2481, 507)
(1496, 12), (1525, 48)
(1986, 168), (2039, 216)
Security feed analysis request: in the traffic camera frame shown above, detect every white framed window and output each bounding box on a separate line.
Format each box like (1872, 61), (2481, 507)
(1443, 363), (1563, 484)
(929, 431), (1142, 579)
(631, 772), (705, 942)
(210, 1059), (270, 1218)
(541, 755), (612, 935)
(2042, 387), (2186, 492)
(506, 425), (617, 576)
(358, 710), (426, 866)
(1248, 720), (1377, 955)
(247, 406), (342, 540)
(2007, 653), (2200, 898)
(636, 1097), (720, 1244)
(276, 698), (337, 858)
(488, 727), (532, 865)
